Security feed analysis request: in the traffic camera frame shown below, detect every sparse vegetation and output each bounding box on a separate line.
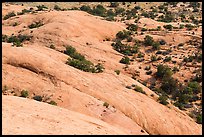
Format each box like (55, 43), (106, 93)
(20, 90), (29, 98)
(134, 85), (146, 94)
(3, 11), (16, 20)
(120, 56), (130, 64)
(114, 70), (120, 75)
(65, 45), (104, 73)
(28, 21), (44, 29)
(48, 100), (57, 105)
(103, 102), (109, 108)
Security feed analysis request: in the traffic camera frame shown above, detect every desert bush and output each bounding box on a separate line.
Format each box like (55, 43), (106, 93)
(115, 7), (125, 15)
(92, 4), (106, 17)
(174, 101), (184, 110)
(141, 12), (149, 18)
(151, 55), (157, 62)
(144, 35), (154, 46)
(187, 81), (201, 94)
(161, 77), (178, 94)
(36, 5), (48, 11)
(158, 95), (169, 105)
(80, 5), (92, 12)
(126, 24), (138, 31)
(114, 70), (120, 75)
(163, 24), (173, 31)
(134, 85), (146, 94)
(163, 56), (172, 62)
(111, 41), (138, 56)
(33, 95), (43, 101)
(185, 24), (194, 30)
(3, 11), (16, 20)
(116, 30), (131, 40)
(120, 56), (130, 64)
(20, 90), (29, 98)
(103, 102), (109, 108)
(152, 42), (160, 50)
(141, 28), (148, 31)
(17, 9), (32, 15)
(156, 64), (173, 79)
(2, 34), (8, 42)
(196, 114), (202, 124)
(28, 21), (44, 29)
(66, 58), (95, 72)
(54, 5), (61, 11)
(48, 100), (57, 105)
(50, 44), (55, 49)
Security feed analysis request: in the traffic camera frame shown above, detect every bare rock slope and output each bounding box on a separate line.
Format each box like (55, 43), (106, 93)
(2, 4), (202, 135)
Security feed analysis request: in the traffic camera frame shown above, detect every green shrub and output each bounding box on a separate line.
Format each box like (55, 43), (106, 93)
(163, 56), (172, 62)
(111, 41), (138, 56)
(20, 90), (29, 98)
(134, 85), (146, 94)
(185, 24), (194, 30)
(36, 5), (48, 11)
(116, 30), (131, 40)
(174, 101), (184, 110)
(17, 9), (32, 15)
(33, 95), (43, 101)
(50, 44), (55, 49)
(160, 77), (178, 94)
(187, 81), (201, 94)
(151, 55), (157, 62)
(28, 21), (44, 29)
(2, 34), (8, 42)
(141, 28), (148, 31)
(152, 42), (160, 50)
(48, 100), (57, 105)
(156, 64), (173, 79)
(144, 35), (154, 46)
(92, 4), (106, 17)
(126, 24), (138, 31)
(54, 5), (61, 11)
(103, 102), (109, 108)
(120, 56), (130, 64)
(80, 5), (92, 12)
(158, 95), (169, 105)
(196, 114), (202, 124)
(66, 58), (95, 72)
(114, 70), (120, 75)
(3, 11), (16, 20)
(163, 24), (173, 31)
(2, 85), (8, 92)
